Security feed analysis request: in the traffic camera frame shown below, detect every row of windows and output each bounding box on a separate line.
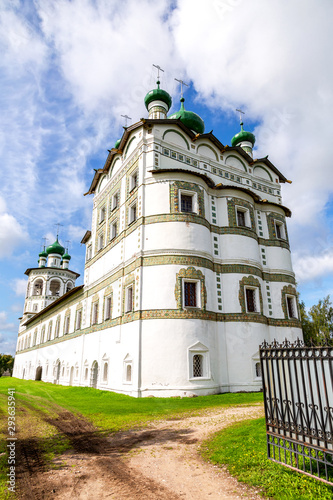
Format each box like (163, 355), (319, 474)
(98, 170), (138, 224)
(90, 191), (286, 261)
(18, 283), (297, 352)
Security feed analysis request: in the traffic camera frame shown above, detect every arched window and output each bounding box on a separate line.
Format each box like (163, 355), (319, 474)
(49, 280), (61, 296)
(192, 354), (203, 378)
(66, 282), (73, 293)
(33, 279), (43, 296)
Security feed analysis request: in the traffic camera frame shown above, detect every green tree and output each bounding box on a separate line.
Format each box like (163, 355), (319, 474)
(0, 354), (14, 376)
(300, 295), (333, 346)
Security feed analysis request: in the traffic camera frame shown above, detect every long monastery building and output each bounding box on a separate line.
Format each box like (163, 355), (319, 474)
(13, 80), (302, 396)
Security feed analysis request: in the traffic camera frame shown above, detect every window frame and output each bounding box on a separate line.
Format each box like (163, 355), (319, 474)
(275, 220), (286, 240)
(128, 202), (137, 225)
(236, 206), (250, 228)
(245, 286), (259, 313)
(179, 190), (198, 214)
(286, 295), (298, 319)
(97, 232), (104, 251)
(125, 285), (134, 313)
(111, 191), (119, 211)
(75, 310), (82, 330)
(104, 295), (112, 320)
(188, 344), (210, 380)
(110, 220), (117, 240)
(129, 171), (138, 192)
(100, 206), (106, 223)
(183, 279), (201, 309)
(92, 301), (99, 325)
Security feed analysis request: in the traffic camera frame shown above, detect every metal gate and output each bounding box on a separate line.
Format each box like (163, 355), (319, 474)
(260, 339), (333, 485)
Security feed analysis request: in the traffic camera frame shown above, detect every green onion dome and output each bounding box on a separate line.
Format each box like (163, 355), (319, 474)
(114, 139), (121, 149)
(38, 250), (48, 258)
(62, 253), (71, 261)
(168, 98), (205, 134)
(46, 238), (65, 256)
(144, 80), (172, 111)
(231, 122), (256, 147)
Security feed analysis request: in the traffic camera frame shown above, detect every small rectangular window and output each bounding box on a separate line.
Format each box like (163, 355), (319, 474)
(64, 316), (70, 334)
(76, 310), (82, 330)
(129, 203), (137, 224)
(246, 288), (256, 312)
(275, 221), (285, 239)
(237, 209), (246, 227)
(181, 194), (193, 213)
(184, 281), (197, 307)
(98, 233), (104, 250)
(87, 245), (92, 260)
(111, 192), (119, 210)
(126, 286), (133, 312)
(287, 296), (297, 318)
(130, 172), (138, 192)
(193, 354), (203, 377)
(110, 221), (117, 240)
(105, 296), (112, 320)
(100, 207), (106, 223)
(92, 302), (99, 324)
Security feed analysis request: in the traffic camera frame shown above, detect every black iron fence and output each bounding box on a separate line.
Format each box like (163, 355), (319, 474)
(260, 339), (333, 485)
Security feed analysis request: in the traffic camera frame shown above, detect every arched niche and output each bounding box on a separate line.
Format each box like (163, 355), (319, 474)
(225, 155), (247, 172)
(162, 129), (190, 150)
(253, 166), (273, 181)
(197, 144), (218, 161)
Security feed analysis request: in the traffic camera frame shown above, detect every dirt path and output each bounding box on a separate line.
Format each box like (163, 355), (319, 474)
(17, 404), (265, 499)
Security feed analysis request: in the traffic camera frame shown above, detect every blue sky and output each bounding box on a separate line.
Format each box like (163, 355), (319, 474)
(1, 0), (333, 355)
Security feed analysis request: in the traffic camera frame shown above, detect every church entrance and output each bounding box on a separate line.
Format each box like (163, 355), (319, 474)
(91, 361), (98, 388)
(35, 366), (42, 381)
(69, 366), (74, 386)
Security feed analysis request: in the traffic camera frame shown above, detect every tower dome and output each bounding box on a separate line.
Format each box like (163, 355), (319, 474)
(114, 138), (121, 149)
(46, 238), (65, 256)
(144, 80), (172, 114)
(231, 120), (255, 158)
(168, 97), (205, 134)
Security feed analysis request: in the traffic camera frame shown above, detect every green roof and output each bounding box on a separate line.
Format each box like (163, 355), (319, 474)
(62, 253), (71, 261)
(46, 238), (65, 256)
(144, 81), (172, 111)
(114, 138), (121, 149)
(38, 250), (48, 258)
(168, 98), (205, 134)
(231, 122), (256, 147)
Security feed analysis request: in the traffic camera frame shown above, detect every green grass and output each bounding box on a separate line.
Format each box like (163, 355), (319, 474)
(202, 417), (333, 500)
(0, 377), (263, 498)
(0, 377), (263, 431)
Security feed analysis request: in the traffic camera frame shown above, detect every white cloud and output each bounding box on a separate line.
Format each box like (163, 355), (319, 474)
(171, 0), (333, 244)
(0, 311), (16, 332)
(0, 197), (28, 258)
(12, 278), (28, 297)
(294, 251), (333, 283)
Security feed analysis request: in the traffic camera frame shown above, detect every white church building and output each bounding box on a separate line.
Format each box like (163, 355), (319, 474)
(13, 79), (302, 397)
